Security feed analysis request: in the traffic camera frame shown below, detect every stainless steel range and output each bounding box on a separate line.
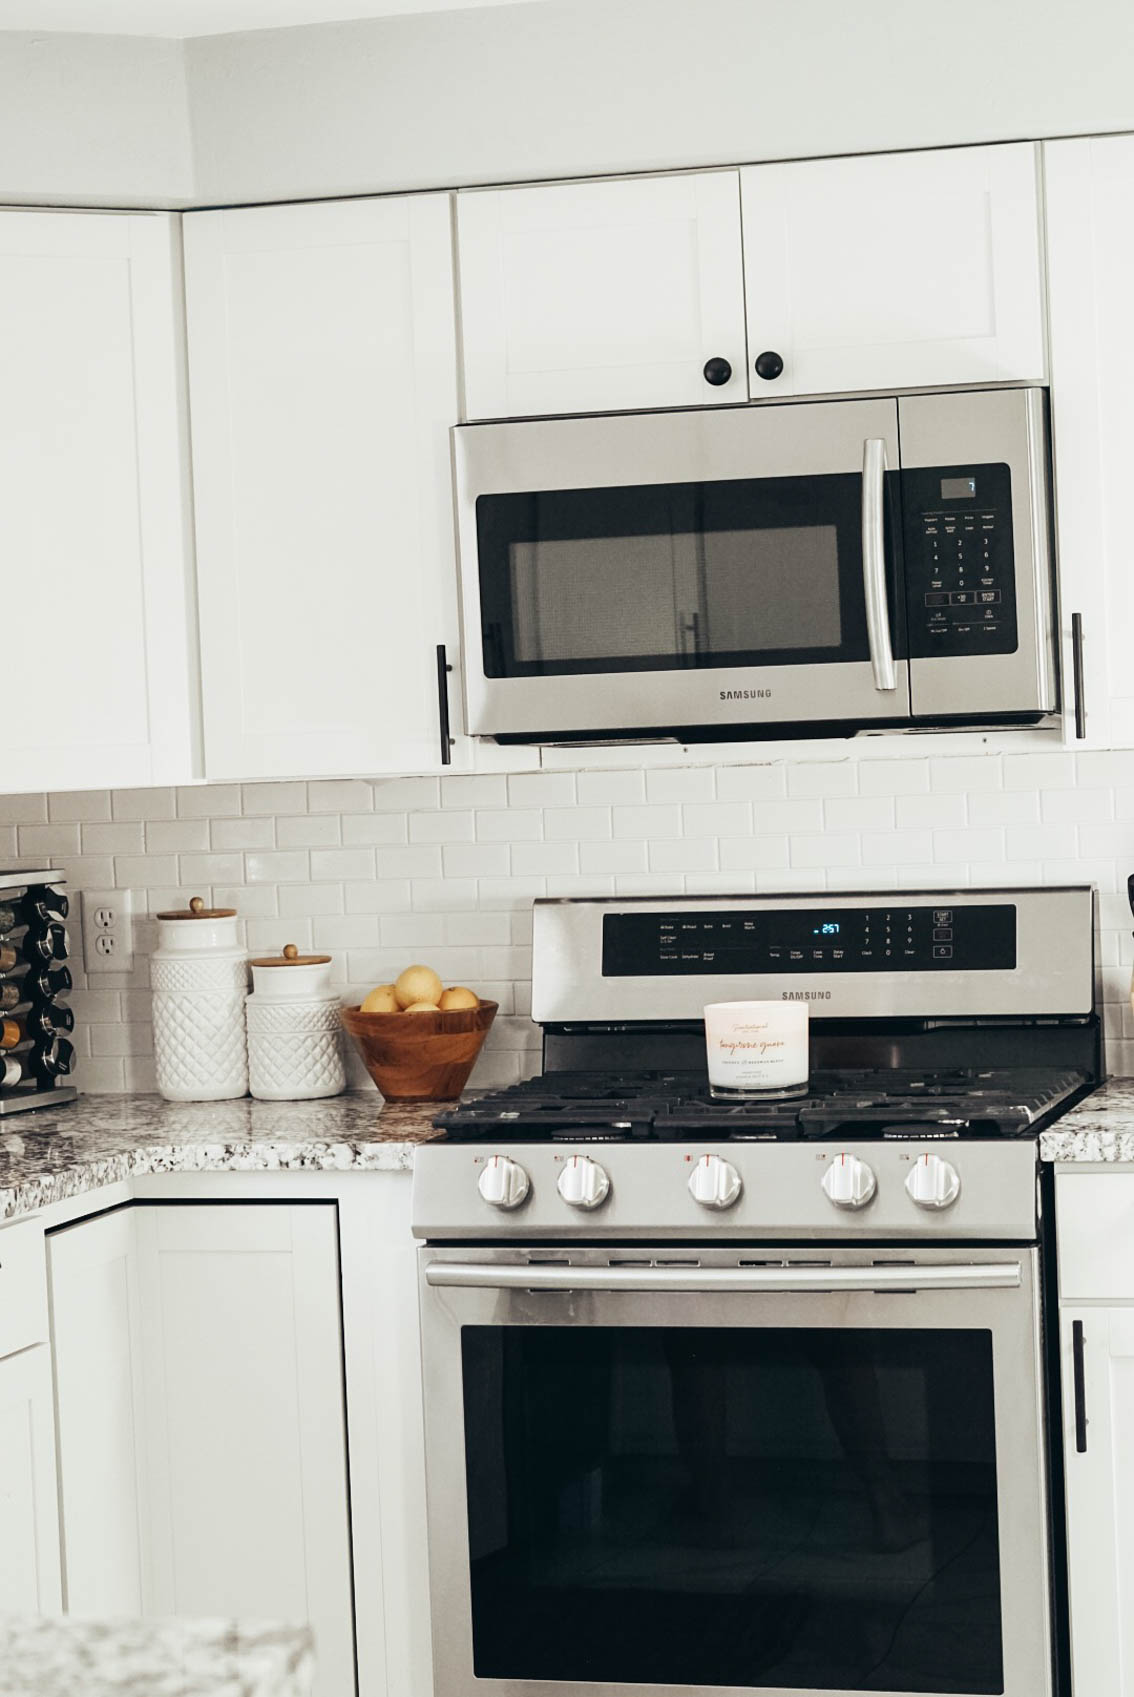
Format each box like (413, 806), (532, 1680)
(414, 886), (1099, 1697)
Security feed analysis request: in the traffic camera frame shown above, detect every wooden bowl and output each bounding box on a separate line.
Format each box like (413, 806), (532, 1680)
(340, 999), (498, 1102)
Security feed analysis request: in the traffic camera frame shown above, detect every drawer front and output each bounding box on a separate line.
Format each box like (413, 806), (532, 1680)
(1057, 1172), (1134, 1300)
(0, 1221), (48, 1358)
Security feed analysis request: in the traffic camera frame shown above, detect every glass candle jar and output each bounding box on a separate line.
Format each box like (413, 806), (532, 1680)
(703, 1000), (810, 1099)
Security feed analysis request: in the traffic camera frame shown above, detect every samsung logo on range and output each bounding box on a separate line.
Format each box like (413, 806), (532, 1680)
(782, 990), (832, 1000)
(719, 688), (772, 701)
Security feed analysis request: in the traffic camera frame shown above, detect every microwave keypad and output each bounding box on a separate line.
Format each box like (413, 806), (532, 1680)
(902, 462), (1018, 659)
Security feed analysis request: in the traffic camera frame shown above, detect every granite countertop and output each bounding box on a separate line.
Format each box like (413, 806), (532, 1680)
(1039, 1078), (1134, 1162)
(0, 1617), (312, 1697)
(0, 1091), (445, 1223)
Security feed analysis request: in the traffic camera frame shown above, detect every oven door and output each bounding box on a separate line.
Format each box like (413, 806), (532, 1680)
(420, 1246), (1051, 1697)
(453, 401), (910, 741)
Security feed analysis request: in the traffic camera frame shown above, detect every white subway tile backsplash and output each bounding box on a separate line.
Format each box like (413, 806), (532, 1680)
(49, 791), (112, 824)
(211, 817), (277, 851)
(613, 804), (682, 839)
(577, 770), (647, 806)
(7, 742), (1134, 1092)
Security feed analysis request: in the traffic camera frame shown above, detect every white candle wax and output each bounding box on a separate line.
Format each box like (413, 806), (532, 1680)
(703, 1000), (810, 1099)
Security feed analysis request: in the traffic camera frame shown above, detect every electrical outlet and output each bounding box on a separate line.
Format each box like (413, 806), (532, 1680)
(81, 889), (134, 974)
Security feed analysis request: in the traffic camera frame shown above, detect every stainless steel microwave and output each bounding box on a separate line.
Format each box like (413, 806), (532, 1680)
(452, 387), (1057, 743)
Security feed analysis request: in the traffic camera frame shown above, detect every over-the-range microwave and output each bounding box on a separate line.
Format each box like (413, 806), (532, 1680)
(452, 386), (1058, 744)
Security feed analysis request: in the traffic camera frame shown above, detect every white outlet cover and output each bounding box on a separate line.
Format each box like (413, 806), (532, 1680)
(81, 888), (134, 975)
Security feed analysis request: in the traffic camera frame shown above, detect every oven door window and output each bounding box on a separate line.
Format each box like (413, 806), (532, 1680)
(462, 1324), (1002, 1693)
(475, 475), (903, 677)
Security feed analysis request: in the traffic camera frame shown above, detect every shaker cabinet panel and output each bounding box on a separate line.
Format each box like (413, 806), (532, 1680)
(456, 171), (748, 419)
(1059, 1305), (1134, 1697)
(1045, 134), (1134, 748)
(184, 194), (463, 780)
(0, 210), (199, 794)
(0, 1346), (62, 1614)
(741, 143), (1046, 399)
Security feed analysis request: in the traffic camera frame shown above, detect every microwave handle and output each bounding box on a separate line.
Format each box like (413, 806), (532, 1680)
(862, 438), (897, 691)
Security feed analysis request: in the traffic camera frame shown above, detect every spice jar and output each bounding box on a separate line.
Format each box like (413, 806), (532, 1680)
(245, 944), (345, 1101)
(150, 897), (249, 1101)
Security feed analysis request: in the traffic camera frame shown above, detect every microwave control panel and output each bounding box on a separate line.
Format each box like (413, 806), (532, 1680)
(601, 904), (1018, 976)
(901, 462), (1018, 659)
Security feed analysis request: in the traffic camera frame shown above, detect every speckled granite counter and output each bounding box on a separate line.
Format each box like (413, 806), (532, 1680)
(0, 1617), (312, 1697)
(1040, 1078), (1134, 1162)
(0, 1092), (445, 1223)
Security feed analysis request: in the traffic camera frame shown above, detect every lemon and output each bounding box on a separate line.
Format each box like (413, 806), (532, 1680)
(395, 964), (443, 1009)
(403, 1000), (441, 1013)
(360, 983), (399, 1013)
(439, 986), (479, 1011)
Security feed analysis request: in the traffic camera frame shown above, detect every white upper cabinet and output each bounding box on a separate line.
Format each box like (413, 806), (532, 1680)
(184, 195), (462, 780)
(1045, 135), (1134, 748)
(456, 172), (748, 419)
(0, 211), (198, 795)
(740, 144), (1046, 399)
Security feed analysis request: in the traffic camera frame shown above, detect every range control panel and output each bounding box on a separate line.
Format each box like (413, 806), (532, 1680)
(902, 462), (1018, 659)
(601, 903), (1018, 977)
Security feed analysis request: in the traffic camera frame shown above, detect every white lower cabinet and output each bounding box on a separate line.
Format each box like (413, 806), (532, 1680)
(0, 1346), (62, 1613)
(1056, 1170), (1134, 1695)
(49, 1203), (355, 1696)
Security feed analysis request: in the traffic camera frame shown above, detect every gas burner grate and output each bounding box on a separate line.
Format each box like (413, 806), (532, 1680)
(433, 1066), (1090, 1142)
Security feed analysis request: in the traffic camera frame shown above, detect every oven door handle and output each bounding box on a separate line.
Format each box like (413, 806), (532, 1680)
(862, 436), (897, 691)
(424, 1261), (1022, 1294)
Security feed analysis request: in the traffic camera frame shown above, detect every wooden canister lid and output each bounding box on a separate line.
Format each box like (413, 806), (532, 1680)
(248, 942), (333, 968)
(155, 895), (238, 921)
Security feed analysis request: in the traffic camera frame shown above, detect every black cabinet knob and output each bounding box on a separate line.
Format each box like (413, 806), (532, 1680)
(702, 356), (732, 386)
(754, 350), (784, 381)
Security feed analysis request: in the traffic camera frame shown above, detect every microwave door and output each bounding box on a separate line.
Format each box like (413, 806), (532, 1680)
(454, 400), (911, 741)
(899, 388), (1057, 722)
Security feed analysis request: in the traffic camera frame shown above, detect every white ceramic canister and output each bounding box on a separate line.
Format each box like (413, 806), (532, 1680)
(150, 896), (249, 1101)
(245, 943), (345, 1101)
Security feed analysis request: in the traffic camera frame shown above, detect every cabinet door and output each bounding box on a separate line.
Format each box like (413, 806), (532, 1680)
(457, 171), (747, 419)
(0, 211), (198, 794)
(185, 195), (462, 780)
(0, 1346), (62, 1613)
(1046, 135), (1134, 748)
(48, 1209), (148, 1615)
(741, 144), (1045, 399)
(134, 1205), (354, 1697)
(1060, 1307), (1134, 1697)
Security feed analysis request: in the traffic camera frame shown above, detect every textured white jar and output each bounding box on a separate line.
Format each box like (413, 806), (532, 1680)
(151, 898), (249, 1101)
(245, 945), (345, 1101)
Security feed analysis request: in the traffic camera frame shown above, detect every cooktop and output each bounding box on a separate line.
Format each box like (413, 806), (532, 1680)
(433, 1066), (1090, 1143)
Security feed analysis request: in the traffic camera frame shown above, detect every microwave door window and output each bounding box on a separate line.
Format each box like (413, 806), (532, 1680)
(476, 474), (885, 678)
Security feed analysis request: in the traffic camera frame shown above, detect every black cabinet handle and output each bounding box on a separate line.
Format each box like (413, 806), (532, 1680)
(435, 643), (453, 767)
(1071, 612), (1086, 740)
(1072, 1319), (1088, 1453)
(754, 350), (784, 381)
(702, 356), (732, 386)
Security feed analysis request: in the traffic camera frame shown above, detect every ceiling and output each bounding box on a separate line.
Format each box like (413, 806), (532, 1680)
(0, 0), (549, 36)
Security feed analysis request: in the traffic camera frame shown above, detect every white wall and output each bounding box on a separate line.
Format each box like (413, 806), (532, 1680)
(0, 32), (194, 208)
(186, 0), (1134, 205)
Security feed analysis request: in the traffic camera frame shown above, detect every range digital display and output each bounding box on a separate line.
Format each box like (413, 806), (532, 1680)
(601, 904), (1017, 977)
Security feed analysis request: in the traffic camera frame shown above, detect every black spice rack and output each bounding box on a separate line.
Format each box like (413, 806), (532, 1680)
(0, 869), (77, 1116)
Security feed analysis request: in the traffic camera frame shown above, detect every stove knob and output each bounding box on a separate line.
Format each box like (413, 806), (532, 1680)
(557, 1155), (611, 1210)
(822, 1154), (877, 1210)
(906, 1153), (961, 1210)
(688, 1153), (743, 1210)
(477, 1155), (530, 1210)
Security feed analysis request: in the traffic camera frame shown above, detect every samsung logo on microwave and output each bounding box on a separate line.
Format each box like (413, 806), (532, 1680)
(719, 688), (772, 702)
(782, 990), (832, 1001)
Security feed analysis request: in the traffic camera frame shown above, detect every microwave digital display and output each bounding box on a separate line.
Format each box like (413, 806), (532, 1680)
(940, 476), (977, 500)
